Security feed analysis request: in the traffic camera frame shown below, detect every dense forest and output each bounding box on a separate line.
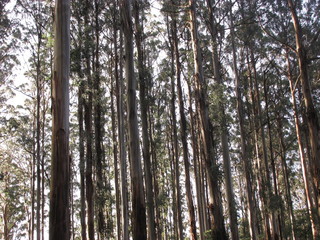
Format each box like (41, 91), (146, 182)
(0, 0), (319, 239)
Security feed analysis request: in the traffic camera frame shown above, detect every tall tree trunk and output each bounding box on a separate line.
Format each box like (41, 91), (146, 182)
(276, 110), (297, 240)
(188, 1), (227, 238)
(78, 79), (87, 240)
(132, 1), (156, 239)
(285, 49), (320, 239)
(49, 0), (70, 239)
(170, 58), (184, 240)
(188, 84), (206, 240)
(120, 0), (147, 238)
(170, 10), (197, 240)
(112, 10), (122, 239)
(206, 1), (239, 238)
(36, 28), (42, 240)
(247, 47), (277, 240)
(111, 71), (121, 240)
(263, 77), (283, 240)
(167, 132), (178, 240)
(287, 0), (320, 228)
(83, 0), (94, 239)
(31, 106), (36, 240)
(41, 86), (47, 240)
(149, 108), (161, 240)
(229, 5), (258, 239)
(116, 29), (129, 240)
(93, 0), (105, 237)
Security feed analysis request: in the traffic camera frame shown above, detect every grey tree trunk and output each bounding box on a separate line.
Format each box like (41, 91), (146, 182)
(117, 30), (130, 240)
(230, 16), (258, 237)
(120, 0), (147, 238)
(49, 0), (70, 239)
(188, 0), (227, 238)
(83, 1), (94, 239)
(188, 84), (206, 240)
(112, 10), (122, 239)
(132, 1), (156, 239)
(276, 109), (296, 240)
(206, 1), (239, 238)
(170, 11), (197, 240)
(93, 1), (105, 238)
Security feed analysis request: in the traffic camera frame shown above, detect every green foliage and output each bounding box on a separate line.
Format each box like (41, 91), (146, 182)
(294, 209), (312, 239)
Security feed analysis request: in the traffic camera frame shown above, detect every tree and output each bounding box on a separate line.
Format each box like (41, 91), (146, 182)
(188, 0), (227, 238)
(132, 1), (156, 239)
(120, 0), (147, 239)
(287, 1), (320, 230)
(49, 0), (71, 239)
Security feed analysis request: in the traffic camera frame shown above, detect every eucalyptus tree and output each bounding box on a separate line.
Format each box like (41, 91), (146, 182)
(204, 0), (239, 239)
(257, 0), (320, 238)
(70, 0), (87, 237)
(287, 1), (320, 229)
(168, 2), (197, 239)
(188, 0), (227, 238)
(112, 1), (130, 238)
(49, 0), (71, 239)
(229, 1), (258, 239)
(15, 1), (53, 239)
(120, 0), (147, 238)
(132, 1), (156, 239)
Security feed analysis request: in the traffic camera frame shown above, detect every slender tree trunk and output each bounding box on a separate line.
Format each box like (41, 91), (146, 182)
(229, 5), (258, 239)
(116, 29), (129, 240)
(167, 132), (178, 240)
(83, 0), (94, 239)
(41, 87), (47, 240)
(31, 109), (36, 240)
(263, 77), (283, 240)
(132, 1), (156, 239)
(170, 59), (184, 240)
(206, 1), (239, 238)
(188, 1), (227, 238)
(112, 10), (122, 239)
(120, 0), (147, 238)
(74, 8), (86, 240)
(49, 0), (70, 239)
(93, 1), (105, 237)
(78, 79), (87, 240)
(170, 11), (197, 240)
(287, 0), (320, 229)
(285, 49), (320, 239)
(276, 110), (297, 240)
(247, 47), (277, 240)
(111, 71), (121, 240)
(167, 14), (184, 238)
(188, 84), (206, 240)
(36, 30), (42, 240)
(149, 109), (161, 240)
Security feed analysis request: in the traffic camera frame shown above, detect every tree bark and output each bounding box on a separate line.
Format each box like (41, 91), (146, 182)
(170, 10), (197, 240)
(132, 1), (156, 239)
(206, 1), (239, 238)
(285, 48), (320, 240)
(287, 0), (320, 227)
(93, 1), (105, 237)
(167, 15), (184, 239)
(229, 4), (258, 239)
(83, 0), (95, 239)
(112, 8), (122, 239)
(120, 0), (147, 238)
(49, 0), (70, 239)
(116, 29), (130, 240)
(188, 0), (227, 238)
